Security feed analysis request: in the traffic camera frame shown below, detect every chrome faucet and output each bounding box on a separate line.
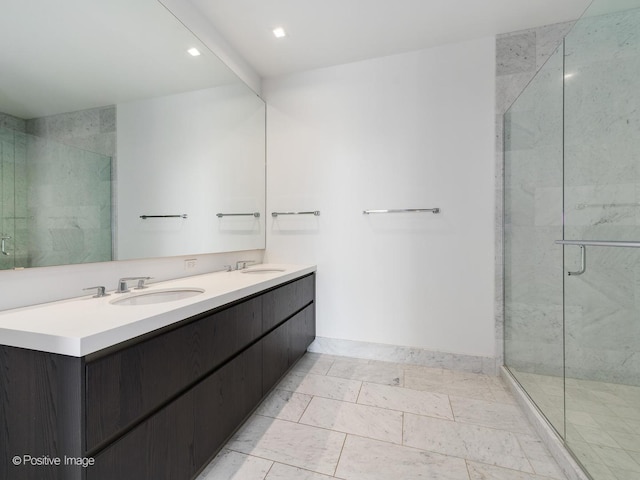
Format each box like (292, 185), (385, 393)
(116, 276), (151, 293)
(235, 260), (256, 270)
(83, 286), (109, 298)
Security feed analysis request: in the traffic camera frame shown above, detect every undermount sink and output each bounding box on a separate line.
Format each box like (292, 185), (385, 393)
(110, 288), (205, 306)
(241, 268), (286, 274)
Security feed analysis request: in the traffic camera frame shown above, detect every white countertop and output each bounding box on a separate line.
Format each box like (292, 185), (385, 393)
(0, 264), (316, 357)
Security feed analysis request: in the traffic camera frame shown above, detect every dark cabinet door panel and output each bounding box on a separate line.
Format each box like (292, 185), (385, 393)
(262, 274), (315, 332)
(89, 342), (262, 480)
(85, 296), (262, 451)
(262, 322), (290, 394)
(289, 304), (316, 364)
(0, 346), (83, 480)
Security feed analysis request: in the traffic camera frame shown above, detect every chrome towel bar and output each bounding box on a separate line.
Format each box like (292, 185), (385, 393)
(140, 214), (187, 219)
(216, 212), (260, 218)
(363, 208), (440, 214)
(272, 211), (320, 217)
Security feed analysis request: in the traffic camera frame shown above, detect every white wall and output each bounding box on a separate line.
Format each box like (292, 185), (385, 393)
(264, 37), (496, 357)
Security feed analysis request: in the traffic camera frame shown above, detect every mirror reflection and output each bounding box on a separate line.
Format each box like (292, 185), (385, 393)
(0, 0), (266, 270)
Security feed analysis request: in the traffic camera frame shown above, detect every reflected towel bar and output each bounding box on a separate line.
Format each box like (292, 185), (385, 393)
(576, 202), (640, 210)
(272, 211), (320, 217)
(555, 240), (640, 248)
(140, 214), (187, 219)
(363, 208), (440, 214)
(216, 212), (260, 218)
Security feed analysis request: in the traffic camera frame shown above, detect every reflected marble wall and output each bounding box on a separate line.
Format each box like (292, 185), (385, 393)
(0, 107), (114, 268)
(0, 115), (28, 268)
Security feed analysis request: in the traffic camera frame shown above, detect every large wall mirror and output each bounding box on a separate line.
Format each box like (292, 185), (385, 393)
(0, 0), (266, 270)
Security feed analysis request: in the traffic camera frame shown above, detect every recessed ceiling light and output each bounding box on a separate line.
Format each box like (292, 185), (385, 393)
(187, 47), (201, 57)
(273, 27), (286, 39)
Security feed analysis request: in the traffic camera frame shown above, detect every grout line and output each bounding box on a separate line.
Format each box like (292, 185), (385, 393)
(332, 433), (349, 478)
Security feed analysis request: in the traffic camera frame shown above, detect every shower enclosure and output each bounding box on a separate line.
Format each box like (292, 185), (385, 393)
(504, 1), (640, 479)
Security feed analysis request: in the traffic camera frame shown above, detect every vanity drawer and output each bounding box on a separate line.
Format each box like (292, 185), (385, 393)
(262, 274), (315, 332)
(262, 303), (316, 393)
(85, 296), (262, 451)
(88, 341), (263, 480)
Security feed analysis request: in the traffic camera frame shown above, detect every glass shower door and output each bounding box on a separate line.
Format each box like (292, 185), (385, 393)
(563, 2), (640, 478)
(0, 127), (17, 268)
(504, 45), (565, 435)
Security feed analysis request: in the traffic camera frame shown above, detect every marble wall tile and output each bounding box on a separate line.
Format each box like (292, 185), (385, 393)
(334, 435), (469, 480)
(0, 112), (26, 132)
(195, 449), (272, 480)
(497, 21), (571, 377)
(299, 396), (403, 444)
(226, 415), (345, 476)
(496, 31), (537, 76)
(403, 413), (534, 472)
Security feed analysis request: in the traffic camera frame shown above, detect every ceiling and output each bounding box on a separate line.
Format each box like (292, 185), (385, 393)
(190, 0), (593, 78)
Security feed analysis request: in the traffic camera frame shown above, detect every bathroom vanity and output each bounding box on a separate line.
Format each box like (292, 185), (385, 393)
(0, 265), (316, 480)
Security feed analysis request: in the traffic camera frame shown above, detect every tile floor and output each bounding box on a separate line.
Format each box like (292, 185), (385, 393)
(196, 353), (567, 480)
(512, 370), (640, 480)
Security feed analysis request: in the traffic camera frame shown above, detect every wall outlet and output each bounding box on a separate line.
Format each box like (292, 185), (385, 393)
(184, 259), (197, 270)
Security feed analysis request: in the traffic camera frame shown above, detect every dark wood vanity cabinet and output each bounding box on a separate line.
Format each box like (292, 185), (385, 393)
(0, 273), (315, 480)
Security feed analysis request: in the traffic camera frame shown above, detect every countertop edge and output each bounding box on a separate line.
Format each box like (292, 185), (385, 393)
(0, 264), (316, 357)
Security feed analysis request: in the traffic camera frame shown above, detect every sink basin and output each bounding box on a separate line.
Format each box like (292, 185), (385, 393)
(110, 288), (205, 306)
(241, 268), (286, 274)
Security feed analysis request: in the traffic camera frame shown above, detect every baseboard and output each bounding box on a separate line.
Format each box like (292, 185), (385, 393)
(307, 336), (498, 375)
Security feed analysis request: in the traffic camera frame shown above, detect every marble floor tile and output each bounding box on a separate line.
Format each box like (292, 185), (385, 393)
(572, 424), (621, 448)
(608, 430), (640, 452)
(515, 433), (565, 478)
(326, 358), (403, 386)
(449, 395), (534, 434)
(357, 382), (454, 420)
(226, 415), (346, 476)
(276, 371), (362, 402)
(254, 388), (313, 422)
(299, 396), (403, 444)
(403, 413), (534, 473)
(335, 435), (470, 480)
(404, 371), (499, 402)
(195, 449), (272, 480)
(197, 354), (572, 480)
(265, 463), (343, 480)
(590, 413), (636, 434)
(290, 353), (337, 376)
(590, 444), (640, 473)
(466, 460), (562, 480)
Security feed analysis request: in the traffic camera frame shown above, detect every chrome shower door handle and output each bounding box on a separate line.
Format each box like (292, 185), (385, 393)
(1, 235), (11, 256)
(567, 244), (586, 276)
